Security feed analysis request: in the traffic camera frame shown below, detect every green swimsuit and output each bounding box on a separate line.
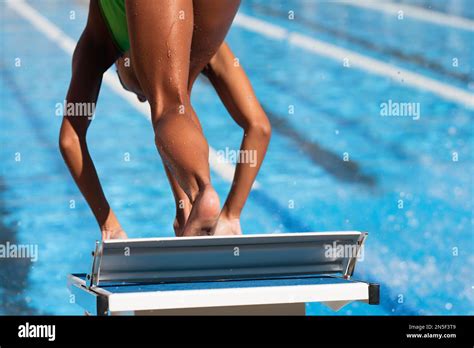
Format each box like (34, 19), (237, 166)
(98, 0), (129, 52)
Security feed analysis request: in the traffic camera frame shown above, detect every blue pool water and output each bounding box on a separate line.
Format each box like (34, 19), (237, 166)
(0, 0), (473, 315)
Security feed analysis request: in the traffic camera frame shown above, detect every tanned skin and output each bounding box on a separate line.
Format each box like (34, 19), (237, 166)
(59, 0), (270, 239)
(116, 43), (271, 237)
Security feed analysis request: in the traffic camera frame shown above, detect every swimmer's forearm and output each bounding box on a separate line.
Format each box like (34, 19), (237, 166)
(207, 43), (271, 218)
(60, 121), (115, 227)
(221, 125), (270, 218)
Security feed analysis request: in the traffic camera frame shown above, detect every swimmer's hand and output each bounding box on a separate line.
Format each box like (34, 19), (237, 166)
(212, 212), (242, 236)
(101, 228), (128, 240)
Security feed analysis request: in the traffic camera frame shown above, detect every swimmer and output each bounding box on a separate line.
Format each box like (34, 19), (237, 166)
(115, 43), (271, 237)
(59, 0), (270, 240)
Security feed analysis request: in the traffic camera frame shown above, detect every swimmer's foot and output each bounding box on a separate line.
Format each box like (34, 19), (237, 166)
(101, 227), (128, 240)
(182, 185), (220, 237)
(212, 212), (242, 236)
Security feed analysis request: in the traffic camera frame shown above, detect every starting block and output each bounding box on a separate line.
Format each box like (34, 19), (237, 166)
(67, 231), (379, 315)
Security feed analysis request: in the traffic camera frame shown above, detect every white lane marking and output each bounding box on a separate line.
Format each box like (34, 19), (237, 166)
(338, 0), (474, 32)
(5, 0), (77, 54)
(6, 0), (259, 188)
(234, 13), (474, 109)
(234, 12), (288, 40)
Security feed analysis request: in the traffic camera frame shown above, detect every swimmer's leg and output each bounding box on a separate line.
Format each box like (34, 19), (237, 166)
(187, 0), (241, 91)
(169, 0), (242, 236)
(164, 166), (191, 237)
(125, 0), (220, 236)
(186, 1), (246, 235)
(59, 0), (125, 240)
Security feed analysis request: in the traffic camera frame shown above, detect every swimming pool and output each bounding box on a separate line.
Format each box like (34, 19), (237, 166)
(0, 0), (472, 315)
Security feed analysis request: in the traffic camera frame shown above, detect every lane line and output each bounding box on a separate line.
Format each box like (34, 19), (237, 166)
(234, 13), (474, 109)
(338, 0), (474, 32)
(249, 2), (471, 84)
(6, 0), (254, 188)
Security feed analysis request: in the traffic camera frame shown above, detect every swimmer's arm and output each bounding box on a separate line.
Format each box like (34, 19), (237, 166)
(205, 43), (271, 220)
(59, 28), (122, 238)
